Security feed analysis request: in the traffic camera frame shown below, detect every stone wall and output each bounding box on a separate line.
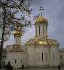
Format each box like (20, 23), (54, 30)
(26, 46), (50, 66)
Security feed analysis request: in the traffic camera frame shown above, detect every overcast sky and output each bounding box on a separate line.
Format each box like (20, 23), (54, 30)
(23, 0), (64, 48)
(4, 0), (64, 48)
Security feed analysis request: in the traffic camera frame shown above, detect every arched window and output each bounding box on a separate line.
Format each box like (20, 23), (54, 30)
(15, 59), (16, 64)
(21, 59), (22, 63)
(60, 55), (63, 59)
(60, 55), (63, 66)
(39, 25), (40, 35)
(42, 52), (43, 61)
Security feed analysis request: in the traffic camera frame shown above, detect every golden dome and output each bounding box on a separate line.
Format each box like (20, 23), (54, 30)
(35, 16), (48, 24)
(13, 31), (22, 37)
(26, 38), (59, 47)
(38, 40), (48, 45)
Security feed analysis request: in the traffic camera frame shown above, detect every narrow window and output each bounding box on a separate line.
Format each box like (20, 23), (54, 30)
(60, 55), (63, 65)
(39, 25), (40, 35)
(21, 59), (22, 63)
(60, 55), (62, 59)
(15, 59), (16, 64)
(42, 52), (43, 61)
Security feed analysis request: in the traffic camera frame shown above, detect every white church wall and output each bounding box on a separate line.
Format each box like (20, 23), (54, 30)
(49, 46), (59, 66)
(58, 51), (64, 66)
(56, 50), (60, 65)
(5, 52), (26, 68)
(27, 45), (50, 66)
(27, 46), (36, 66)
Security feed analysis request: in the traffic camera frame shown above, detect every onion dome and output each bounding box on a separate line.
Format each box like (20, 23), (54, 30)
(13, 31), (22, 37)
(26, 38), (59, 48)
(35, 16), (48, 24)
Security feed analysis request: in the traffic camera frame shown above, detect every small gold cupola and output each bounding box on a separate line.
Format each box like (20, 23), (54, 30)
(13, 21), (22, 45)
(35, 6), (48, 24)
(14, 30), (22, 37)
(35, 16), (48, 24)
(35, 7), (48, 40)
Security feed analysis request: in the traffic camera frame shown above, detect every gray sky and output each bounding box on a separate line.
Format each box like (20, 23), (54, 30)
(4, 0), (64, 48)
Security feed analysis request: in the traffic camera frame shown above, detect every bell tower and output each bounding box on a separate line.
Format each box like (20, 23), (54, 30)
(35, 7), (48, 40)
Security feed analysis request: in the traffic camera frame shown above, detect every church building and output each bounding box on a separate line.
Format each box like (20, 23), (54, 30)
(4, 7), (61, 68)
(25, 8), (59, 67)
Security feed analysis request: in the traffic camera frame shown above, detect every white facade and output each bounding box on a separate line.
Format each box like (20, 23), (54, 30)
(5, 45), (27, 68)
(5, 44), (60, 68)
(3, 44), (64, 68)
(26, 43), (59, 67)
(26, 46), (49, 66)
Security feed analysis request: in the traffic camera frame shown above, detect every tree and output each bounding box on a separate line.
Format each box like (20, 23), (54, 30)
(0, 0), (31, 68)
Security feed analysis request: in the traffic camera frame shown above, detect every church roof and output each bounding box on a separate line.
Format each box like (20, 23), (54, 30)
(7, 44), (24, 52)
(26, 37), (59, 48)
(35, 16), (48, 24)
